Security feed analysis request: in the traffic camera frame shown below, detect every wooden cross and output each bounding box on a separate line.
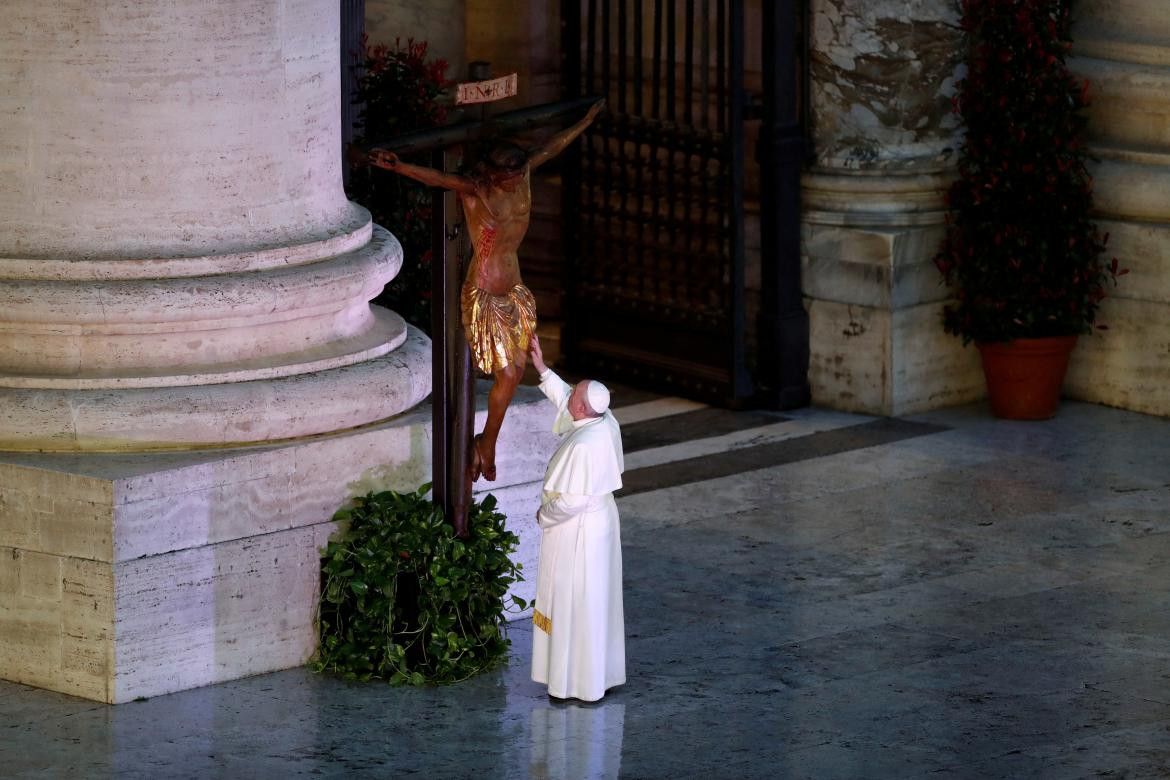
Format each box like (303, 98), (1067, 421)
(355, 63), (598, 537)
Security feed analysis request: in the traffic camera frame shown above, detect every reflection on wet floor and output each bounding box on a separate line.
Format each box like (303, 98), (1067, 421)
(528, 700), (625, 779)
(4, 400), (1170, 778)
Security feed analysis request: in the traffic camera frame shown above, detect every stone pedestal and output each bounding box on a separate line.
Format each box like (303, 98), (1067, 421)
(1069, 1), (1170, 417)
(0, 0), (442, 701)
(0, 381), (556, 704)
(802, 0), (983, 415)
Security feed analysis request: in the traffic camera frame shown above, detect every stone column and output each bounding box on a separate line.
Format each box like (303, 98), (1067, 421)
(0, 0), (433, 702)
(0, 0), (430, 449)
(802, 0), (983, 414)
(1068, 1), (1170, 416)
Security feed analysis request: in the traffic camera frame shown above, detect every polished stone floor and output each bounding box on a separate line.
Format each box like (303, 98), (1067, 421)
(4, 399), (1170, 779)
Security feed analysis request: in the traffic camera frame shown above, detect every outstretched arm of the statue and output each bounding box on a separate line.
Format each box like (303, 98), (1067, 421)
(527, 99), (605, 171)
(367, 149), (477, 194)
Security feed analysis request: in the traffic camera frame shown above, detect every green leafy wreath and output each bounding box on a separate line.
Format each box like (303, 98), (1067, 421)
(311, 485), (526, 685)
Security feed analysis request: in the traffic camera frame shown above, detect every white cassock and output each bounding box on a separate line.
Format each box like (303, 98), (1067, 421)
(531, 369), (626, 701)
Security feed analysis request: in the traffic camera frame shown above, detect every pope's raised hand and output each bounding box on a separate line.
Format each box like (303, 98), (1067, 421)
(530, 334), (547, 374)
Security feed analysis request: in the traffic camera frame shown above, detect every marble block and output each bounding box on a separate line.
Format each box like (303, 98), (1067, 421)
(801, 223), (949, 310)
(1065, 297), (1170, 418)
(0, 385), (558, 703)
(808, 298), (985, 416)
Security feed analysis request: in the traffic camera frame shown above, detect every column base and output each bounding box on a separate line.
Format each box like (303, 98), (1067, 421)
(808, 298), (984, 416)
(801, 178), (985, 417)
(0, 384), (558, 703)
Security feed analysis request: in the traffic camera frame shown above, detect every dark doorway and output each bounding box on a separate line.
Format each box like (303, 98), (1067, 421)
(560, 0), (809, 408)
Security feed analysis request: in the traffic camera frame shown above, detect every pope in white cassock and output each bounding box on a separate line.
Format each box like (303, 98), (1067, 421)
(528, 335), (626, 702)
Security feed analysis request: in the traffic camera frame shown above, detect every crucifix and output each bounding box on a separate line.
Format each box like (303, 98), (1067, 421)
(351, 64), (602, 537)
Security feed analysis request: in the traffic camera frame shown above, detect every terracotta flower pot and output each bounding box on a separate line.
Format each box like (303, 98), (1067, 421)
(976, 335), (1078, 420)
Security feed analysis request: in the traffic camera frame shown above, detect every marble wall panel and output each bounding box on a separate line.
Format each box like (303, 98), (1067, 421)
(366, 0), (466, 78)
(890, 302), (984, 413)
(1065, 297), (1170, 418)
(0, 472), (114, 561)
(809, 298), (983, 416)
(17, 550), (61, 602)
(1095, 219), (1170, 306)
(475, 480), (542, 620)
(809, 298), (893, 413)
(802, 224), (949, 310)
(112, 523), (334, 703)
(0, 548), (114, 702)
(60, 557), (114, 700)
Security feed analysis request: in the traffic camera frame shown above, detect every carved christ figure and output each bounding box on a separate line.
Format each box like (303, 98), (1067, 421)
(370, 100), (602, 482)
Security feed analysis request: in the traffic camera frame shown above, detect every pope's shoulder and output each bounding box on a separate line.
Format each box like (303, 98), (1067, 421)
(571, 412), (622, 443)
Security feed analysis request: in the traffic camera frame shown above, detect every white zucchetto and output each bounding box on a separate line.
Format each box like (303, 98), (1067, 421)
(585, 380), (611, 415)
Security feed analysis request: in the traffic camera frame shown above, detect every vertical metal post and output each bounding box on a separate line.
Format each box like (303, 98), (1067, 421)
(586, 0), (597, 96)
(684, 0), (695, 126)
(602, 0), (612, 100)
(633, 0), (643, 116)
(666, 0), (677, 121)
(716, 0), (726, 133)
(618, 0), (628, 114)
(652, 0), (663, 119)
(699, 0), (710, 130)
(429, 147), (473, 537)
(728, 0), (752, 401)
(447, 151), (473, 537)
(430, 149), (450, 516)
(757, 0), (810, 408)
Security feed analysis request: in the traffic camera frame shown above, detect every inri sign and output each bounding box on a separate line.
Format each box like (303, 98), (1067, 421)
(456, 73), (519, 105)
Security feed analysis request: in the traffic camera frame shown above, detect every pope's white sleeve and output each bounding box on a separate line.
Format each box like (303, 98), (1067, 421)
(539, 369), (572, 408)
(537, 492), (593, 527)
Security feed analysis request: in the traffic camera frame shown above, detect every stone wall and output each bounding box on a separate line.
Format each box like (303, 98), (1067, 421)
(1068, 0), (1170, 417)
(366, 0), (467, 77)
(801, 0), (984, 415)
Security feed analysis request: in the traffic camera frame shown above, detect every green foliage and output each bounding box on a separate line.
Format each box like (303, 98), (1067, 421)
(311, 485), (526, 685)
(346, 38), (452, 331)
(934, 0), (1123, 344)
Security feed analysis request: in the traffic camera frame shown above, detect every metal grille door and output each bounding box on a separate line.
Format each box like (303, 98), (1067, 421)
(561, 0), (751, 404)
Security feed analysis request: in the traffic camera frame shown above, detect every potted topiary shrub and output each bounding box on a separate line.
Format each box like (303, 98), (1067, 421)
(934, 0), (1124, 419)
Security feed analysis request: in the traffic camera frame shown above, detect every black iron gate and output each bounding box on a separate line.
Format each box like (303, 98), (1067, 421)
(561, 0), (808, 408)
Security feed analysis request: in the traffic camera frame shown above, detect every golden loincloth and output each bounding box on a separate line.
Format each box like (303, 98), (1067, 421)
(461, 281), (537, 375)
